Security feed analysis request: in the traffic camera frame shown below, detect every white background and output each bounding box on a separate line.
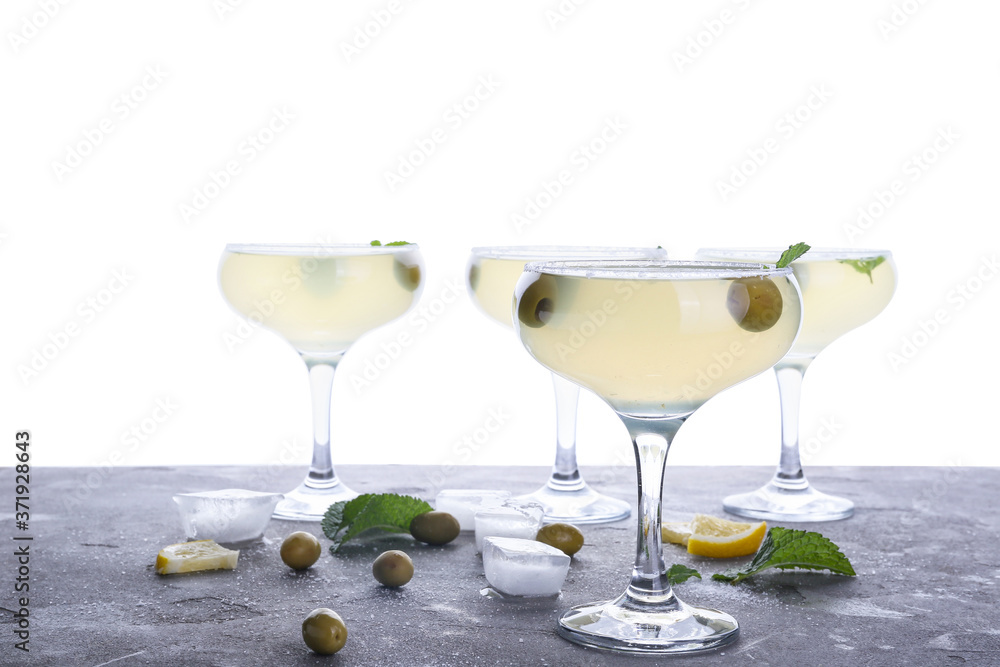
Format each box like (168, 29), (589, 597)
(2, 0), (998, 476)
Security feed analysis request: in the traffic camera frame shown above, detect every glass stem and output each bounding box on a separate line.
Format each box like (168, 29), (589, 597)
(771, 358), (813, 490)
(547, 373), (586, 492)
(619, 416), (684, 608)
(302, 355), (343, 490)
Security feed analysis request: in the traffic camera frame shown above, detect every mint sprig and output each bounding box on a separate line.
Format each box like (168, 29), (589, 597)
(839, 256), (885, 284)
(370, 240), (412, 246)
(712, 527), (856, 584)
(666, 563), (702, 585)
(321, 493), (432, 553)
(775, 243), (810, 268)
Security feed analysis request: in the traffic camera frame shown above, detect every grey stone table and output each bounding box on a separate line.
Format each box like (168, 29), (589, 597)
(4, 465), (1000, 666)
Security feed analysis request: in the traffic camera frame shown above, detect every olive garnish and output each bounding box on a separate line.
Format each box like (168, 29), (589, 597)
(727, 276), (783, 332)
(517, 274), (557, 328)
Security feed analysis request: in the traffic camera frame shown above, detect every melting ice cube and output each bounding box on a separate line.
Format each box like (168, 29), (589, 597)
(435, 489), (511, 531)
(482, 537), (570, 597)
(173, 489), (282, 545)
(474, 500), (544, 553)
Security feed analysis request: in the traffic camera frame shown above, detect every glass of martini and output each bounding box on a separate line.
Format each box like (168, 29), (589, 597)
(219, 243), (424, 520)
(697, 247), (896, 521)
(467, 246), (665, 524)
(514, 259), (802, 653)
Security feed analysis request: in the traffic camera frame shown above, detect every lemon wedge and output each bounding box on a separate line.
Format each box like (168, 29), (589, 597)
(155, 539), (239, 575)
(662, 514), (767, 558)
(661, 521), (693, 546)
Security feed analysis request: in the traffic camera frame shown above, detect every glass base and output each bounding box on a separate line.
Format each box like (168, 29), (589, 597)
(723, 481), (854, 522)
(557, 594), (739, 654)
(272, 479), (359, 521)
(514, 483), (631, 525)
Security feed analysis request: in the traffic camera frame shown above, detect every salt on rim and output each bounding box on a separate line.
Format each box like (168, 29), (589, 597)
(469, 246), (666, 260)
(522, 259), (795, 281)
(698, 247), (892, 262)
(224, 243), (419, 256)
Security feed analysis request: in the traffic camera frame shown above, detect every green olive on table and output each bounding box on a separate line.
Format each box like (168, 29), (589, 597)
(726, 276), (783, 332)
(536, 523), (584, 556)
(280, 531), (322, 570)
(302, 608), (347, 655)
(372, 550), (414, 587)
(410, 511), (460, 546)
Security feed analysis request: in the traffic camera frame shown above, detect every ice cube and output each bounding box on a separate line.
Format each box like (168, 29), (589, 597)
(173, 489), (283, 545)
(474, 500), (545, 553)
(482, 537), (570, 597)
(435, 489), (511, 531)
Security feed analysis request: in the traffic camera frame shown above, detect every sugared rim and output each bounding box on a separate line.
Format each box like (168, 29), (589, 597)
(470, 245), (666, 260)
(523, 259), (794, 280)
(224, 243), (419, 255)
(697, 247), (891, 262)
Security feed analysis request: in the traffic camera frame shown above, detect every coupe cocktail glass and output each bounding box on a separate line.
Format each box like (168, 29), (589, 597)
(697, 248), (896, 521)
(467, 246), (665, 524)
(219, 243), (424, 520)
(514, 260), (802, 653)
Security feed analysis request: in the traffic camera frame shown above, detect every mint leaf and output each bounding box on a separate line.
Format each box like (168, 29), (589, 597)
(712, 527), (856, 584)
(667, 563), (701, 585)
(775, 243), (810, 268)
(370, 240), (411, 246)
(321, 493), (432, 552)
(321, 500), (348, 541)
(321, 493), (376, 543)
(839, 256), (885, 284)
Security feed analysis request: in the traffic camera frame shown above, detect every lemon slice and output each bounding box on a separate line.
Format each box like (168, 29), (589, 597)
(156, 539), (239, 575)
(661, 521), (693, 546)
(685, 514), (767, 559)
